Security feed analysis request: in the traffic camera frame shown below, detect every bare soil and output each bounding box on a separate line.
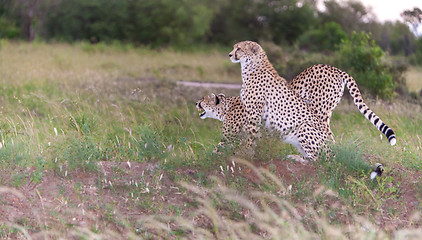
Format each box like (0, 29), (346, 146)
(1, 156), (419, 237)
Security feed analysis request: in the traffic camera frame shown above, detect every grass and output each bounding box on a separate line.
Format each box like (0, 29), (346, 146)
(0, 41), (421, 239)
(406, 66), (422, 93)
(0, 40), (240, 85)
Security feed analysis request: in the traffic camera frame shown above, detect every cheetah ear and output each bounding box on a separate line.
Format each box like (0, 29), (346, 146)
(210, 93), (219, 104)
(252, 44), (260, 54)
(214, 94), (220, 105)
(217, 93), (225, 103)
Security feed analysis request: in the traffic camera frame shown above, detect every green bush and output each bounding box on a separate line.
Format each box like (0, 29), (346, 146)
(336, 32), (395, 98)
(298, 22), (347, 52)
(410, 38), (422, 65)
(258, 0), (317, 45)
(44, 0), (213, 47)
(0, 17), (20, 39)
(271, 49), (330, 81)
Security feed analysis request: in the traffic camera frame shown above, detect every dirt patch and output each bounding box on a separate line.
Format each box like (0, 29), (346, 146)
(238, 157), (319, 186)
(0, 161), (186, 235)
(0, 157), (420, 237)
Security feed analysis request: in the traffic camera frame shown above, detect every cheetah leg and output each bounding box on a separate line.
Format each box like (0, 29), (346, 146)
(286, 155), (309, 164)
(328, 131), (336, 143)
(241, 98), (264, 151)
(214, 135), (234, 153)
(295, 123), (328, 161)
(214, 120), (242, 153)
(282, 133), (310, 164)
(239, 117), (262, 156)
(325, 119), (336, 143)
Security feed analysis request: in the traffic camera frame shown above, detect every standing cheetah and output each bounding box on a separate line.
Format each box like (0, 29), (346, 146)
(229, 41), (329, 161)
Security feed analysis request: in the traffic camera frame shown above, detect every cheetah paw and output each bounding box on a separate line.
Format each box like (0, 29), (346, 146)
(286, 155), (309, 164)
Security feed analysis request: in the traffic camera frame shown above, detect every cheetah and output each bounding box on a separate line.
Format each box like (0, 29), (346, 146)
(229, 40), (330, 161)
(196, 66), (397, 148)
(290, 64), (396, 146)
(226, 41), (396, 161)
(195, 93), (246, 150)
(196, 93), (387, 178)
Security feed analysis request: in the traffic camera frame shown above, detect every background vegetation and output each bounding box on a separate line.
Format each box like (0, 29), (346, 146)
(1, 0), (421, 99)
(0, 0), (419, 49)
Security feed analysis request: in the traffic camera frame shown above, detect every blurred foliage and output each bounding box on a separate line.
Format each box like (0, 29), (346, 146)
(0, 0), (417, 53)
(256, 0), (317, 45)
(298, 21), (348, 52)
(372, 21), (417, 56)
(0, 17), (20, 39)
(44, 0), (129, 42)
(410, 38), (422, 65)
(0, 0), (420, 98)
(401, 7), (422, 35)
(206, 0), (263, 44)
(319, 0), (372, 35)
(335, 32), (395, 98)
(43, 0), (214, 46)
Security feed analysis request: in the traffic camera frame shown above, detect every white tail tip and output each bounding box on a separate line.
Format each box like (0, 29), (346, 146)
(390, 138), (396, 146)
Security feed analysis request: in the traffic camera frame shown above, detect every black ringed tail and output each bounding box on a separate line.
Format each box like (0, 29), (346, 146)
(342, 72), (396, 146)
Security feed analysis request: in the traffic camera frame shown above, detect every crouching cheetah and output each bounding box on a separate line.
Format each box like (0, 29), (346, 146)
(195, 94), (246, 150)
(229, 41), (329, 161)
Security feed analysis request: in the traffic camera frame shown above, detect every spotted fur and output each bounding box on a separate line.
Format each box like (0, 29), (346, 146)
(197, 65), (396, 158)
(229, 41), (328, 161)
(197, 63), (397, 153)
(195, 93), (246, 149)
(291, 64), (396, 146)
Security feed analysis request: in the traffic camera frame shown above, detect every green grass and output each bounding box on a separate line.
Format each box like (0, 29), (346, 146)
(0, 41), (420, 239)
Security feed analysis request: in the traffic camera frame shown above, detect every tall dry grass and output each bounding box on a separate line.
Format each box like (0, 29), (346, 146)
(2, 160), (420, 239)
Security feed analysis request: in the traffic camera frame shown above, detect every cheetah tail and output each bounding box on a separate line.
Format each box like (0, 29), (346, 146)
(344, 75), (396, 146)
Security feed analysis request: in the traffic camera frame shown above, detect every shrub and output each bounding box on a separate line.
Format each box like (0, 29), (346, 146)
(335, 32), (395, 98)
(298, 21), (348, 52)
(409, 38), (422, 65)
(269, 49), (330, 81)
(0, 17), (20, 39)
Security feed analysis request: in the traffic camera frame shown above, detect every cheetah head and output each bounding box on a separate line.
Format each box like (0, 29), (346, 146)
(229, 41), (263, 64)
(195, 93), (226, 121)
